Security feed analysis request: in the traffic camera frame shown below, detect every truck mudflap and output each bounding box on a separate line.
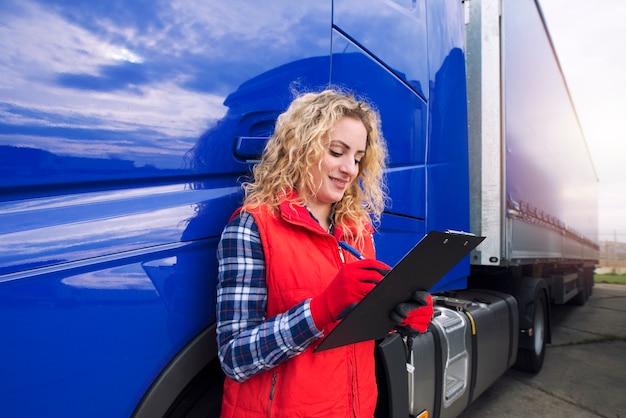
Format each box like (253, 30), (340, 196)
(376, 333), (410, 418)
(379, 290), (518, 418)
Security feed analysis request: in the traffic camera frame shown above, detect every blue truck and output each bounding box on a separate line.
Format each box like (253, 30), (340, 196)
(0, 0), (598, 417)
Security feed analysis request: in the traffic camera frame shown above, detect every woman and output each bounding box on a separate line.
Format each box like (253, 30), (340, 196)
(216, 90), (433, 417)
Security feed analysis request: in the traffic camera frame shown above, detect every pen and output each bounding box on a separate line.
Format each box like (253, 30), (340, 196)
(338, 241), (365, 260)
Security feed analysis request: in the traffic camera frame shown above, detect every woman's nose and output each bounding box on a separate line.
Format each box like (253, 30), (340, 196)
(340, 158), (359, 176)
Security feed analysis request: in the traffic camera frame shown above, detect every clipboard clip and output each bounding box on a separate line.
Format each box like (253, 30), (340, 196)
(445, 229), (476, 236)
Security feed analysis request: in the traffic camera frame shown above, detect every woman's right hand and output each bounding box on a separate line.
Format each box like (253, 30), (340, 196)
(310, 259), (391, 330)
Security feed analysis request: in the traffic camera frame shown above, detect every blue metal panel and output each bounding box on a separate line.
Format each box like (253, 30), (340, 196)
(425, 0), (471, 290)
(0, 185), (239, 417)
(329, 38), (428, 219)
(1, 245), (214, 417)
(330, 0), (470, 290)
(0, 1), (333, 416)
(0, 0), (331, 189)
(0, 185), (239, 278)
(376, 214), (426, 266)
(331, 0), (469, 290)
(333, 0), (429, 100)
(329, 32), (428, 262)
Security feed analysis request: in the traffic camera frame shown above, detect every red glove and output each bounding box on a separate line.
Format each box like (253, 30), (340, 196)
(390, 291), (434, 334)
(310, 259), (391, 330)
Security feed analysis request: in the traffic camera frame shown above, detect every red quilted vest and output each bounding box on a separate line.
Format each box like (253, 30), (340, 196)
(220, 196), (378, 418)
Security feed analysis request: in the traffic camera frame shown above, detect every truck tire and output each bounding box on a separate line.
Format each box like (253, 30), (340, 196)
(587, 274), (594, 297)
(571, 281), (587, 306)
(585, 267), (594, 298)
(572, 269), (592, 306)
(515, 291), (547, 373)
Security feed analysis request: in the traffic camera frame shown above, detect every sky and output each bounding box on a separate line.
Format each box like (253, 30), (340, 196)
(538, 0), (626, 242)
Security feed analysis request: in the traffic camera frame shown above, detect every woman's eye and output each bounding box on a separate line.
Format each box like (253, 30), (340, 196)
(329, 150), (342, 157)
(355, 159), (361, 165)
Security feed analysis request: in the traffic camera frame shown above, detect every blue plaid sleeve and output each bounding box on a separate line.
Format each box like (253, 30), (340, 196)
(216, 212), (323, 382)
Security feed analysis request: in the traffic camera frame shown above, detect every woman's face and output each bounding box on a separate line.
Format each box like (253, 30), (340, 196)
(308, 116), (367, 211)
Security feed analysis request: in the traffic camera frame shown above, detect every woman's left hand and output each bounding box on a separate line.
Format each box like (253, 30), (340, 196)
(390, 291), (434, 334)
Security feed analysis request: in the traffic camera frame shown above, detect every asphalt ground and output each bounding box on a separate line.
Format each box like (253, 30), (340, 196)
(458, 283), (626, 418)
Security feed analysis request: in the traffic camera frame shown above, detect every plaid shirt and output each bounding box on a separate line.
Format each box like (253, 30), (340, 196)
(216, 211), (323, 382)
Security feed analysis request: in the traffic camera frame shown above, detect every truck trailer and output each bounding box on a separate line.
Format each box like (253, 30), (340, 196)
(0, 0), (598, 417)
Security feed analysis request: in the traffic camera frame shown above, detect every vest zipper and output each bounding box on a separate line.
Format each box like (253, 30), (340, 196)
(350, 352), (358, 417)
(268, 372), (277, 418)
(338, 245), (346, 264)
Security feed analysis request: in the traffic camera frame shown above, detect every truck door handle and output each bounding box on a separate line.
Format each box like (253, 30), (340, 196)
(234, 136), (269, 161)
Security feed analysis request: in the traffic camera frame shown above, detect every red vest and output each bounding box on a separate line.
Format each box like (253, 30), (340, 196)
(220, 197), (378, 418)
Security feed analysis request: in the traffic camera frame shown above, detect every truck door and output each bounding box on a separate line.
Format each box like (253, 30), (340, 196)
(331, 0), (430, 265)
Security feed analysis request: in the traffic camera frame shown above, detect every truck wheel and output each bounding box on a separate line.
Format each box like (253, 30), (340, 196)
(515, 291), (547, 373)
(572, 285), (586, 305)
(586, 268), (594, 297)
(572, 274), (588, 306)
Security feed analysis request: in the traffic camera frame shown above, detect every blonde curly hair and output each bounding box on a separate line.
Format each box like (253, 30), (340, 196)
(242, 89), (388, 246)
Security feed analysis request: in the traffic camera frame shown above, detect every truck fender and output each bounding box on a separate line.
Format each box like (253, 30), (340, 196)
(132, 323), (221, 418)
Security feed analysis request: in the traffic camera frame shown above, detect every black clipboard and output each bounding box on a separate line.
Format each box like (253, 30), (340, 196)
(314, 230), (485, 352)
